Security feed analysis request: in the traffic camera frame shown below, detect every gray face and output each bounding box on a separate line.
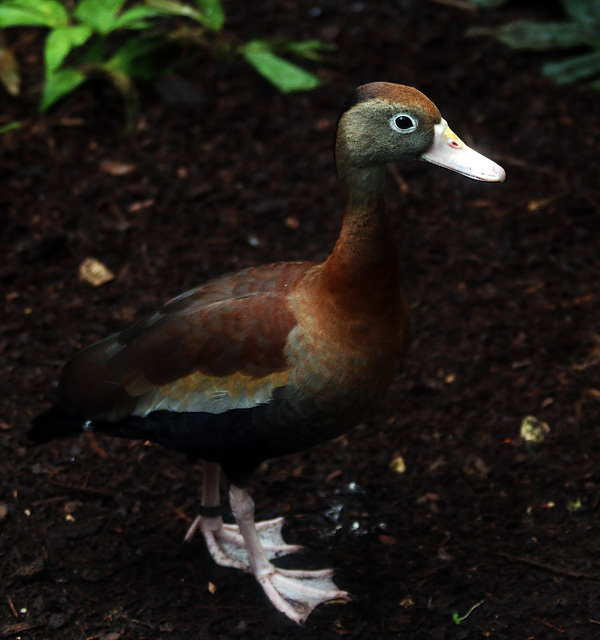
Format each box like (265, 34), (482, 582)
(336, 84), (442, 167)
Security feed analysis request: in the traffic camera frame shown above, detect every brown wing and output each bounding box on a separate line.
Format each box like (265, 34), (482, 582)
(58, 262), (314, 421)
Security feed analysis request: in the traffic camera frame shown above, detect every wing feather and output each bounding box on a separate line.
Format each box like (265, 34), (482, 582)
(58, 262), (313, 421)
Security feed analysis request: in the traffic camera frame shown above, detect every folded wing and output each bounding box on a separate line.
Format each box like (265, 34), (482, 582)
(58, 263), (312, 421)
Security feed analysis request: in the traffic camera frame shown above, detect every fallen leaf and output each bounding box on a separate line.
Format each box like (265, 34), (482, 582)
(128, 199), (154, 212)
(520, 415), (550, 443)
(100, 160), (136, 176)
(0, 47), (20, 95)
(79, 257), (115, 287)
(285, 216), (300, 229)
(389, 454), (407, 474)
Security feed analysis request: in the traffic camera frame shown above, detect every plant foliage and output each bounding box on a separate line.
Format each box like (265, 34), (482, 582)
(0, 0), (330, 127)
(468, 0), (600, 88)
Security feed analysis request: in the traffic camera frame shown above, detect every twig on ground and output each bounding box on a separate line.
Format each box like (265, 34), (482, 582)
(500, 552), (599, 581)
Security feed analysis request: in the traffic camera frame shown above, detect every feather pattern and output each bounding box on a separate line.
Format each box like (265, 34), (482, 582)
(58, 262), (312, 421)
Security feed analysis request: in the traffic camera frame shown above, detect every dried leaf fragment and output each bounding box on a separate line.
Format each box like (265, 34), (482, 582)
(100, 159), (136, 176)
(0, 47), (20, 95)
(285, 216), (300, 229)
(520, 415), (550, 443)
(79, 257), (115, 287)
(389, 454), (407, 474)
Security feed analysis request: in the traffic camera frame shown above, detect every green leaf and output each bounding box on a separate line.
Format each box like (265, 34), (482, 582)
(275, 38), (334, 61)
(0, 0), (69, 28)
(41, 67), (87, 111)
(0, 121), (21, 135)
(74, 0), (126, 34)
(112, 5), (160, 30)
(468, 20), (596, 50)
(145, 0), (222, 31)
(560, 0), (600, 23)
(542, 48), (600, 84)
(105, 36), (168, 78)
(195, 0), (225, 30)
(145, 0), (207, 25)
(241, 40), (322, 93)
(44, 25), (92, 75)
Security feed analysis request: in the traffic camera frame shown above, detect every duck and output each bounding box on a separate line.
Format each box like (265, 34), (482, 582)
(30, 82), (505, 624)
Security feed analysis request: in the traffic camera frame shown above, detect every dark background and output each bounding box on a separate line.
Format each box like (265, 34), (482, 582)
(1, 1), (599, 638)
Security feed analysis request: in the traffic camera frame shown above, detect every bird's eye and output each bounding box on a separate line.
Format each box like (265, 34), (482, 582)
(390, 114), (417, 133)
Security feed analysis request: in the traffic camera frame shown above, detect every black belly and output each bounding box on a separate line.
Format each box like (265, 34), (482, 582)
(92, 394), (355, 486)
(31, 388), (365, 486)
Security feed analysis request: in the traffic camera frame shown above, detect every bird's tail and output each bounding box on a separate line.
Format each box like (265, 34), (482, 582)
(28, 406), (164, 446)
(29, 406), (86, 443)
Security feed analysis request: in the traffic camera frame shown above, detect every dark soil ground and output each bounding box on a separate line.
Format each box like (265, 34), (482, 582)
(2, 1), (600, 638)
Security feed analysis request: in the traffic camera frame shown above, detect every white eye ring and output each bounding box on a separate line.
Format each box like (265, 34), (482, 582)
(390, 113), (417, 133)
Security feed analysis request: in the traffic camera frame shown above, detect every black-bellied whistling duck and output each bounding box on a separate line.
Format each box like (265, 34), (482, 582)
(30, 83), (505, 624)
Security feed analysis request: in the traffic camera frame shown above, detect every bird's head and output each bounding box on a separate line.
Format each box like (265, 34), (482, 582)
(336, 82), (505, 183)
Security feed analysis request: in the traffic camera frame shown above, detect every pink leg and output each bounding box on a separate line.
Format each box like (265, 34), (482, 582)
(184, 461), (222, 544)
(185, 461), (302, 570)
(229, 485), (350, 624)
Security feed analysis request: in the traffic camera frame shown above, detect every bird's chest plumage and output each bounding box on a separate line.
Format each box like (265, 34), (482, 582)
(278, 269), (410, 441)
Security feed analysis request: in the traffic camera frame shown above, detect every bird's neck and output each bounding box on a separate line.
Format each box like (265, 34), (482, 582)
(320, 161), (401, 310)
